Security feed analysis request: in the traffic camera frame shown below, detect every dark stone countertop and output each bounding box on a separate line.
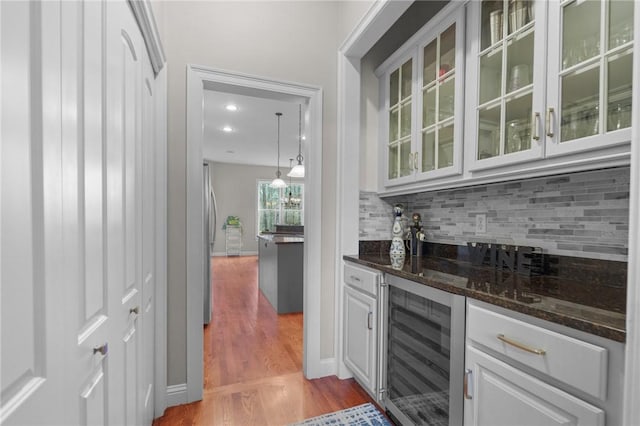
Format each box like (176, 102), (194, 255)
(258, 233), (304, 244)
(344, 253), (626, 342)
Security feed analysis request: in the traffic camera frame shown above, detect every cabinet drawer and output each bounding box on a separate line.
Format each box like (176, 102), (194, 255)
(467, 302), (608, 400)
(344, 263), (379, 296)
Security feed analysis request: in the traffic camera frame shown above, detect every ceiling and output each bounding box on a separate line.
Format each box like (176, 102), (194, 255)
(203, 88), (307, 168)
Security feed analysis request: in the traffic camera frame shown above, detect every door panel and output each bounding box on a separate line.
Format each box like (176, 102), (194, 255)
(124, 319), (139, 426)
(140, 66), (156, 425)
(81, 367), (106, 425)
(60, 1), (111, 424)
(1, 1), (69, 423)
(106, 1), (144, 425)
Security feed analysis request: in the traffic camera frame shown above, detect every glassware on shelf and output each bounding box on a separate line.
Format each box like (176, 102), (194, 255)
(609, 0), (634, 50)
(567, 105), (598, 140)
(490, 10), (503, 45)
(489, 10), (502, 45)
(508, 0), (530, 34)
(562, 0), (600, 69)
(608, 102), (632, 131)
(509, 64), (530, 91)
(612, 22), (633, 48)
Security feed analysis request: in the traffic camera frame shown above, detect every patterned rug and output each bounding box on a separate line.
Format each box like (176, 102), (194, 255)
(288, 403), (392, 426)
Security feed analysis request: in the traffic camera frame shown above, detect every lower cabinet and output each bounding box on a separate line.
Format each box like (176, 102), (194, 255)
(464, 346), (604, 426)
(343, 262), (382, 399)
(344, 286), (377, 395)
(464, 300), (624, 426)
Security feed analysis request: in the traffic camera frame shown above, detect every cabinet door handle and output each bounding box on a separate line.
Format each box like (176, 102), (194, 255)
(546, 107), (555, 138)
(350, 275), (361, 282)
(464, 368), (473, 399)
(408, 152), (414, 171)
(367, 312), (373, 330)
(497, 333), (546, 355)
(413, 152), (419, 171)
(532, 112), (541, 141)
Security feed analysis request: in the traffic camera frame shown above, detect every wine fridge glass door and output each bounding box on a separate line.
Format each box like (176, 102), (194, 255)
(381, 275), (465, 426)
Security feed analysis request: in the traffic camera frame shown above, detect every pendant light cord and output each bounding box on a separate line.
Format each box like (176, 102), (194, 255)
(296, 105), (303, 164)
(276, 112), (282, 178)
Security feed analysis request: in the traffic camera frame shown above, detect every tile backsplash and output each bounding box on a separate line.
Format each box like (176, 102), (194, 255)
(360, 167), (630, 261)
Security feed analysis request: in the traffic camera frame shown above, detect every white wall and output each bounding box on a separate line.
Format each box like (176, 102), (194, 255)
(208, 161), (303, 255)
(157, 1), (372, 386)
(360, 56), (380, 191)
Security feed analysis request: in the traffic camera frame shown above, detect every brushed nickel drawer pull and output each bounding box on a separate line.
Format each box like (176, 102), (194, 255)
(497, 333), (546, 355)
(350, 275), (361, 282)
(367, 312), (373, 330)
(532, 112), (540, 141)
(546, 107), (555, 138)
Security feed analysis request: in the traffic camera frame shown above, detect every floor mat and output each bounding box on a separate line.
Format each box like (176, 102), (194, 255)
(288, 402), (392, 426)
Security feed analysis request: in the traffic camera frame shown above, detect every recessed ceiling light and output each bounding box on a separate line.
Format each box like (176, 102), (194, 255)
(222, 126), (233, 132)
(225, 104), (238, 111)
(302, 135), (306, 141)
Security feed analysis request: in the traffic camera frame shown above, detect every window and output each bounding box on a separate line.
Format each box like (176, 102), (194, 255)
(257, 180), (304, 233)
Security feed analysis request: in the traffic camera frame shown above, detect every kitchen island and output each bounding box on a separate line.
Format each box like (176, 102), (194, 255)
(258, 233), (303, 313)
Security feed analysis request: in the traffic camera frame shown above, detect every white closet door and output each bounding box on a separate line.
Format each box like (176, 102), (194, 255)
(105, 1), (144, 425)
(59, 1), (113, 424)
(139, 55), (157, 426)
(1, 1), (155, 425)
(0, 1), (71, 424)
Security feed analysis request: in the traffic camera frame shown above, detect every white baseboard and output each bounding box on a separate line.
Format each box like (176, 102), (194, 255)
(318, 357), (337, 378)
(166, 383), (187, 408)
(212, 250), (258, 257)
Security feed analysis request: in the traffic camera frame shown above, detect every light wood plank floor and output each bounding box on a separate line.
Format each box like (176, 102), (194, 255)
(153, 256), (374, 425)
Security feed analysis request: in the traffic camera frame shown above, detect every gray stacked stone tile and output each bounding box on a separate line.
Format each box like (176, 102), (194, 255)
(360, 167), (630, 261)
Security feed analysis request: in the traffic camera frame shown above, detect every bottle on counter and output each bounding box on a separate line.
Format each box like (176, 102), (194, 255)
(390, 204), (406, 270)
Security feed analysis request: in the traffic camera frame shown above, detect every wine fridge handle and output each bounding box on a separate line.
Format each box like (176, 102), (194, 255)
(464, 368), (473, 400)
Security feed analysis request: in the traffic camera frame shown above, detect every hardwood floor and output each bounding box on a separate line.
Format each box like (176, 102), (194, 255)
(153, 256), (375, 426)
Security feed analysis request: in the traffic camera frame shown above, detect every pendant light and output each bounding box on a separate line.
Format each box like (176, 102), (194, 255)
(287, 104), (305, 178)
(270, 112), (287, 188)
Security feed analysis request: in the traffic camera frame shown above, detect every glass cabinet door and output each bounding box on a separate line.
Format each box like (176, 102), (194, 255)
(547, 0), (633, 155)
(420, 23), (458, 175)
(475, 0), (542, 164)
(387, 58), (414, 181)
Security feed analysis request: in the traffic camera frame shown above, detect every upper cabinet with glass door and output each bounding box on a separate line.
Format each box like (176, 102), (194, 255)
(384, 57), (415, 187)
(377, 4), (465, 189)
(467, 0), (547, 171)
(546, 0), (633, 157)
(468, 0), (633, 172)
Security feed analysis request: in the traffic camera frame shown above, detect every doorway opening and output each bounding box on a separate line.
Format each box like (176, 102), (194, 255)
(185, 65), (324, 401)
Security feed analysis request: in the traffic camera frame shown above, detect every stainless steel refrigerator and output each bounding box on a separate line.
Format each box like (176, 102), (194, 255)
(203, 163), (217, 325)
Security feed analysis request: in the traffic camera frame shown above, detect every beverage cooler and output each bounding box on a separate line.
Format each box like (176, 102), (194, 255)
(381, 275), (465, 425)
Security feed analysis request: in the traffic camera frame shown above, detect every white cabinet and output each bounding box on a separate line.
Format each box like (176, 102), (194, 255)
(343, 262), (382, 399)
(466, 0), (547, 171)
(466, 0), (634, 172)
(344, 286), (377, 394)
(545, 0), (633, 157)
(464, 300), (625, 426)
(464, 346), (604, 426)
(377, 3), (466, 189)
